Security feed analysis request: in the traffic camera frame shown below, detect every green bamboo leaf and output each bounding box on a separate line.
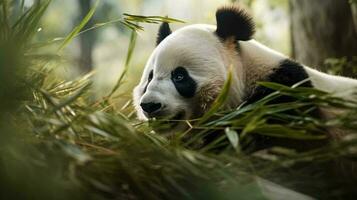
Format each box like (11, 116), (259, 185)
(225, 127), (240, 151)
(13, 0), (50, 45)
(58, 0), (99, 52)
(123, 13), (185, 23)
(52, 82), (91, 111)
(108, 29), (137, 98)
(258, 81), (327, 96)
(240, 113), (266, 138)
(253, 125), (327, 140)
(58, 140), (91, 164)
(199, 68), (233, 124)
(84, 125), (119, 141)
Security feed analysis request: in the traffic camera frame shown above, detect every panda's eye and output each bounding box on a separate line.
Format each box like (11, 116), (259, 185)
(173, 73), (185, 82)
(171, 67), (187, 83)
(171, 66), (197, 98)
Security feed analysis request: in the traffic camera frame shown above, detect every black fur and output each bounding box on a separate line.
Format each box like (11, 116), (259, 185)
(156, 22), (172, 45)
(245, 59), (312, 104)
(143, 70), (153, 94)
(215, 6), (255, 41)
(242, 59), (326, 152)
(171, 67), (197, 98)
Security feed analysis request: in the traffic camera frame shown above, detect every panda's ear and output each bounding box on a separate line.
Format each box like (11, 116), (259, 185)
(156, 22), (172, 45)
(215, 6), (255, 41)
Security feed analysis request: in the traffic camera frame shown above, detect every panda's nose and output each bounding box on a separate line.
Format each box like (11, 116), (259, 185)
(140, 102), (162, 114)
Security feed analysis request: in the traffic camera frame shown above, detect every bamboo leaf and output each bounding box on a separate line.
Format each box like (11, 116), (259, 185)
(107, 29), (137, 98)
(199, 67), (233, 124)
(225, 128), (240, 151)
(58, 0), (99, 52)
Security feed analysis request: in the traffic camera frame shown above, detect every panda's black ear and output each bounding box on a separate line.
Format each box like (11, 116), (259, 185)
(156, 22), (172, 45)
(215, 6), (255, 41)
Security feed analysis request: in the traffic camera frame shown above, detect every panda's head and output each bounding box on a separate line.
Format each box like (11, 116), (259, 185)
(133, 6), (255, 130)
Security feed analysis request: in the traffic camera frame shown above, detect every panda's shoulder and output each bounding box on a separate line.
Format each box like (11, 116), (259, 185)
(268, 59), (312, 87)
(245, 59), (312, 103)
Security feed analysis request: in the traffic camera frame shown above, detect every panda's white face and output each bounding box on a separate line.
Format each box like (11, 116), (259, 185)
(133, 25), (228, 129)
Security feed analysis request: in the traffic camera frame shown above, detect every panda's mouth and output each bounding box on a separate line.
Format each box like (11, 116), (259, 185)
(158, 111), (185, 129)
(148, 111), (186, 133)
(170, 111), (185, 121)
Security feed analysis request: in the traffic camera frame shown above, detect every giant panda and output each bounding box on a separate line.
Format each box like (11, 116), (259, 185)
(133, 5), (357, 138)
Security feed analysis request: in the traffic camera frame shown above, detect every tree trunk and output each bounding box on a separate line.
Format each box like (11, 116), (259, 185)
(289, 0), (357, 76)
(78, 0), (95, 73)
(351, 1), (357, 33)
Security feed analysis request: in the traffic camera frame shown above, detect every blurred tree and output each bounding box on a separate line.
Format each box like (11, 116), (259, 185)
(76, 0), (125, 73)
(289, 0), (357, 77)
(78, 0), (96, 72)
(351, 0), (357, 33)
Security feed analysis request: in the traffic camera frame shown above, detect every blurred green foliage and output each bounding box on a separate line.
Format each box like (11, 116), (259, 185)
(325, 57), (357, 78)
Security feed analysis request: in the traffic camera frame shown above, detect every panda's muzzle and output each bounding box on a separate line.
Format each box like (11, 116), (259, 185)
(140, 101), (186, 123)
(140, 102), (162, 115)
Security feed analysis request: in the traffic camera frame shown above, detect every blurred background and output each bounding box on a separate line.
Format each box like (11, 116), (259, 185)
(32, 0), (356, 98)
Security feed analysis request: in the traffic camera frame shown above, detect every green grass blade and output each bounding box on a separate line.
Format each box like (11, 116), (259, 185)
(57, 0), (99, 52)
(225, 128), (240, 152)
(198, 67), (233, 124)
(107, 29), (137, 98)
(123, 13), (185, 23)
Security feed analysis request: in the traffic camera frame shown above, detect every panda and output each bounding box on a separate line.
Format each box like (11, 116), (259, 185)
(133, 5), (357, 136)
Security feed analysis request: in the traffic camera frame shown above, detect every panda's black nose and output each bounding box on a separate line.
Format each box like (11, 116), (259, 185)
(140, 102), (162, 114)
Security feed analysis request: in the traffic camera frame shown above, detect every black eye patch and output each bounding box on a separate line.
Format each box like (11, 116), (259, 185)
(171, 67), (196, 98)
(143, 70), (153, 94)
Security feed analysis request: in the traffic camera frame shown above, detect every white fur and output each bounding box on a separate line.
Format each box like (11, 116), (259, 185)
(304, 67), (357, 100)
